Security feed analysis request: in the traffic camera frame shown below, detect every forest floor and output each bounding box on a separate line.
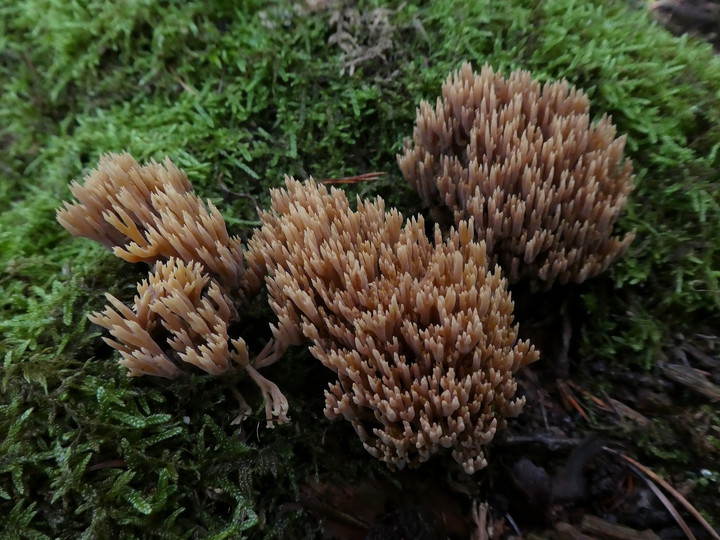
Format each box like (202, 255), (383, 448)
(1, 1), (719, 538)
(269, 285), (720, 539)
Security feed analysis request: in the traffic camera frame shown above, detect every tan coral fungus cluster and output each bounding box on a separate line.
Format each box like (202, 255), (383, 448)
(398, 63), (635, 290)
(246, 177), (538, 472)
(58, 62), (635, 473)
(57, 152), (246, 291)
(57, 153), (288, 425)
(88, 258), (240, 379)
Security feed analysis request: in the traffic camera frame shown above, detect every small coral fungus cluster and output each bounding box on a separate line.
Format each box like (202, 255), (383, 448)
(57, 63), (634, 473)
(57, 154), (288, 424)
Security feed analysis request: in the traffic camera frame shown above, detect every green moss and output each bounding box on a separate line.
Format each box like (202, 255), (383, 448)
(2, 0), (720, 536)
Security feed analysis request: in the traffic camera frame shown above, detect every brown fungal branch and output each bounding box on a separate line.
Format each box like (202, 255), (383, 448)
(246, 177), (538, 472)
(57, 152), (192, 251)
(88, 258), (235, 378)
(88, 258), (289, 425)
(398, 62), (635, 290)
(58, 153), (286, 426)
(56, 152), (247, 293)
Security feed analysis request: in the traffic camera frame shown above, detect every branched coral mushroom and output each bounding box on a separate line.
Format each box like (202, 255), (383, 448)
(89, 258), (238, 378)
(247, 178), (538, 472)
(398, 63), (635, 290)
(88, 258), (289, 425)
(57, 153), (287, 425)
(57, 152), (247, 292)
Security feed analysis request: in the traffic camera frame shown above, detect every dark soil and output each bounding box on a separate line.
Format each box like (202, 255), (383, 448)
(284, 285), (720, 539)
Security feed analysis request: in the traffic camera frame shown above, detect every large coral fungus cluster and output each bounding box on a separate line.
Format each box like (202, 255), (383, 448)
(398, 62), (635, 290)
(246, 178), (538, 472)
(57, 153), (288, 425)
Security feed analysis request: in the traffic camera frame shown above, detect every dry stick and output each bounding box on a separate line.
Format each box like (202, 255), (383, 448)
(504, 512), (521, 537)
(607, 448), (720, 540)
(320, 171), (387, 184)
(538, 390), (550, 430)
(556, 379), (590, 421)
(567, 380), (613, 411)
(641, 473), (696, 540)
(607, 452), (696, 540)
(503, 434), (582, 450)
(217, 173), (259, 209)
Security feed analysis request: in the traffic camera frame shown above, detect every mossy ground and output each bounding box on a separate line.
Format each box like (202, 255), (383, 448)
(1, 0), (719, 537)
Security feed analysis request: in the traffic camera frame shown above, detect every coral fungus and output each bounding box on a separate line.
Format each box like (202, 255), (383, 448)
(57, 152), (246, 292)
(398, 63), (635, 289)
(58, 154), (286, 425)
(247, 177), (538, 472)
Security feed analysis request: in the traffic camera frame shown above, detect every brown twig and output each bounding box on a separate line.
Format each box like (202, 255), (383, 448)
(320, 171), (387, 184)
(606, 448), (720, 540)
(607, 474), (635, 512)
(539, 389), (550, 430)
(87, 459), (127, 472)
(567, 380), (613, 412)
(604, 395), (651, 427)
(661, 363), (720, 401)
(642, 473), (696, 540)
(503, 434), (583, 450)
(557, 379), (590, 421)
(217, 173), (259, 208)
(168, 65), (197, 95)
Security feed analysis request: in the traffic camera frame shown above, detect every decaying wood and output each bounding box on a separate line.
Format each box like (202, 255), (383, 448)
(606, 397), (651, 427)
(581, 515), (661, 540)
(662, 363), (720, 401)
